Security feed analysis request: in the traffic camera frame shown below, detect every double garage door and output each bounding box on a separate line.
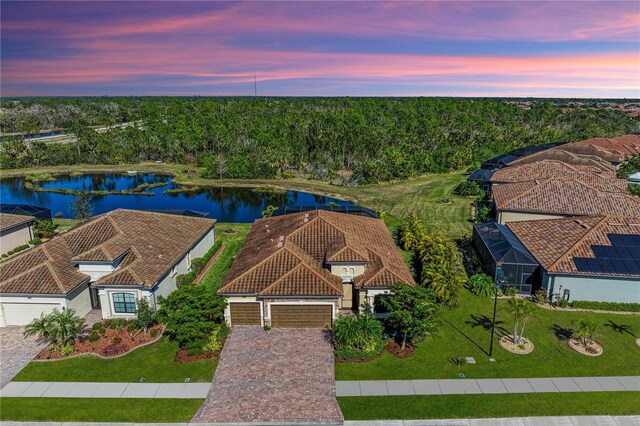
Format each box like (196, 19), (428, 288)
(229, 303), (332, 328)
(1, 302), (61, 326)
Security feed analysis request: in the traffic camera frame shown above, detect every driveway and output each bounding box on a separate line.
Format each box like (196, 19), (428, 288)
(0, 326), (44, 388)
(192, 326), (343, 424)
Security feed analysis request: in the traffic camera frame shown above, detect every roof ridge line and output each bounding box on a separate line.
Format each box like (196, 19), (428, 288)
(284, 245), (342, 292)
(258, 263), (305, 296)
(219, 243), (294, 293)
(502, 179), (548, 205)
(547, 216), (609, 273)
(45, 262), (68, 294)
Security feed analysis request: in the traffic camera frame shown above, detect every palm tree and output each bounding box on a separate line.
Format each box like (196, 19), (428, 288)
(507, 297), (535, 345)
(23, 309), (85, 346)
(575, 318), (600, 347)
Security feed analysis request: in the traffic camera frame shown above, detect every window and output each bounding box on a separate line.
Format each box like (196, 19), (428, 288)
(348, 267), (355, 275)
(112, 293), (136, 314)
(342, 267), (348, 275)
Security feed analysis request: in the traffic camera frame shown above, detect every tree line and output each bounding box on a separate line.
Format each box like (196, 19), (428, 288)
(1, 97), (638, 185)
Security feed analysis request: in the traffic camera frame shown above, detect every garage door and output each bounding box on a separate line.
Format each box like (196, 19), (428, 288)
(270, 304), (332, 328)
(229, 302), (261, 326)
(1, 303), (61, 326)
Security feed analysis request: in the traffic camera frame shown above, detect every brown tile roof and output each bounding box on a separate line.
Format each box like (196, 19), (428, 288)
(491, 160), (617, 184)
(0, 209), (215, 295)
(508, 216), (640, 278)
(493, 178), (640, 217)
(218, 211), (415, 297)
(0, 213), (35, 232)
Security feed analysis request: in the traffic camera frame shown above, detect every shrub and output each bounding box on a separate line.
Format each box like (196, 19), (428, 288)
(503, 286), (518, 297)
(558, 298), (569, 308)
(28, 238), (42, 245)
(23, 308), (85, 346)
(533, 289), (549, 304)
(332, 315), (383, 360)
(112, 336), (122, 345)
(55, 211), (63, 218)
(88, 331), (100, 342)
(34, 220), (58, 238)
(191, 257), (207, 275)
(202, 323), (230, 352)
(571, 300), (640, 313)
(468, 273), (495, 298)
(149, 328), (159, 337)
(133, 298), (157, 333)
(60, 341), (75, 357)
(104, 318), (127, 330)
(455, 180), (484, 197)
(176, 272), (196, 288)
(157, 283), (226, 352)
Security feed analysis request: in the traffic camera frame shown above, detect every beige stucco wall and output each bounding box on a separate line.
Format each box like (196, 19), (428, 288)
(498, 210), (566, 224)
(330, 264), (366, 281)
(65, 282), (92, 318)
(0, 224), (33, 255)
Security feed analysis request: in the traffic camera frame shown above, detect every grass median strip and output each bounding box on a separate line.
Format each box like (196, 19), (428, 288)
(0, 397), (203, 422)
(338, 392), (640, 420)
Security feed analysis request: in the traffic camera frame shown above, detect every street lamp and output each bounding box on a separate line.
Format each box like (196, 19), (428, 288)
(489, 267), (507, 357)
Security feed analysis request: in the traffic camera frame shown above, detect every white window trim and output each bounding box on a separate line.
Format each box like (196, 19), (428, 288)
(109, 291), (137, 316)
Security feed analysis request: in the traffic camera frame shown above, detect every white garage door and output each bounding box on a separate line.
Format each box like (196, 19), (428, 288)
(1, 303), (61, 326)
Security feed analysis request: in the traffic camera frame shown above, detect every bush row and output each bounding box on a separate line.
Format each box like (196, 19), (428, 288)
(175, 240), (223, 287)
(1, 243), (30, 258)
(572, 301), (640, 313)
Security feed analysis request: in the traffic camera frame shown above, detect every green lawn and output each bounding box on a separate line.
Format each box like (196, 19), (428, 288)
(336, 291), (640, 380)
(12, 338), (215, 383)
(199, 223), (251, 290)
(338, 392), (640, 420)
(5, 163), (473, 239)
(0, 398), (203, 422)
(52, 217), (80, 233)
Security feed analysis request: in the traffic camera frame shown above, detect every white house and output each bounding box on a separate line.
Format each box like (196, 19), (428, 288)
(0, 213), (35, 255)
(0, 209), (215, 327)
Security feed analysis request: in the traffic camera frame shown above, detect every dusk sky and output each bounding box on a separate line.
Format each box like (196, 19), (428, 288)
(1, 1), (639, 97)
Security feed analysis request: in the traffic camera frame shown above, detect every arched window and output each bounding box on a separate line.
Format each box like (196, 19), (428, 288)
(342, 267), (348, 274)
(348, 267), (355, 275)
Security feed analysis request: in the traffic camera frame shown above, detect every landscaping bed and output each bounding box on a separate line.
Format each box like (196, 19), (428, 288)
(384, 341), (415, 358)
(35, 322), (163, 360)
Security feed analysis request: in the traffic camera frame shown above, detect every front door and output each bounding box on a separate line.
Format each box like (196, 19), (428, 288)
(90, 287), (101, 309)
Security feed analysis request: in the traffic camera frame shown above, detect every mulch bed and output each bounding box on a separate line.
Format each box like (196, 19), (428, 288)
(568, 338), (603, 357)
(222, 229), (238, 235)
(174, 349), (218, 363)
(385, 341), (415, 358)
(35, 323), (163, 360)
(499, 335), (534, 355)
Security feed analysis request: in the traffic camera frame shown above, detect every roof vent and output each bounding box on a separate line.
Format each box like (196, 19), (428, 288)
(574, 219), (589, 229)
(276, 241), (284, 248)
(278, 235), (285, 242)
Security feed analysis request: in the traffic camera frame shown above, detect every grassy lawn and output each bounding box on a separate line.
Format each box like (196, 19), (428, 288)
(0, 397), (203, 422)
(338, 392), (640, 420)
(336, 291), (640, 380)
(199, 223), (252, 290)
(53, 217), (80, 233)
(12, 338), (215, 383)
(4, 163), (472, 239)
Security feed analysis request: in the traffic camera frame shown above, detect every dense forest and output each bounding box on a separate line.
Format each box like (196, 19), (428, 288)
(1, 97), (638, 185)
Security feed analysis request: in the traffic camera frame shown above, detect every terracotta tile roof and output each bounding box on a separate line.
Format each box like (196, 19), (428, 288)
(218, 210), (415, 297)
(508, 216), (640, 278)
(0, 213), (35, 232)
(491, 160), (617, 184)
(493, 178), (640, 217)
(509, 149), (615, 172)
(0, 209), (215, 295)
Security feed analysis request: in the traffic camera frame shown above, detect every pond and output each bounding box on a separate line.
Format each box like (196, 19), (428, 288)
(0, 173), (354, 223)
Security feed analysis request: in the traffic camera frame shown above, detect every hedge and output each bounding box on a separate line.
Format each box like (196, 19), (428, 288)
(571, 300), (640, 313)
(176, 240), (223, 287)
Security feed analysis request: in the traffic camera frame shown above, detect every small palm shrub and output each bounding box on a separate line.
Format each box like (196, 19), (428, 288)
(468, 273), (495, 297)
(332, 315), (383, 360)
(23, 309), (85, 347)
(575, 317), (600, 347)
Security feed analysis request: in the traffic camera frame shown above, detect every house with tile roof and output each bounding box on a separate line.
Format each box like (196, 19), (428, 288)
(507, 216), (640, 303)
(492, 178), (640, 224)
(218, 210), (415, 328)
(0, 213), (36, 256)
(0, 209), (215, 327)
(490, 160), (618, 185)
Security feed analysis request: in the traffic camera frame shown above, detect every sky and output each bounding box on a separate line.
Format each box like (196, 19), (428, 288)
(1, 1), (639, 97)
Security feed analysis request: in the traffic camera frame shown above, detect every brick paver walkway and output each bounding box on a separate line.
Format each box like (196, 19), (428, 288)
(0, 326), (44, 388)
(192, 326), (343, 424)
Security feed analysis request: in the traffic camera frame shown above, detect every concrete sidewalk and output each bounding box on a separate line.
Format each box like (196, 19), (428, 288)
(0, 381), (210, 399)
(336, 376), (640, 396)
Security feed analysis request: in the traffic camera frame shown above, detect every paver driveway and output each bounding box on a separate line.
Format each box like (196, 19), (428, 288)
(192, 326), (343, 424)
(0, 326), (44, 388)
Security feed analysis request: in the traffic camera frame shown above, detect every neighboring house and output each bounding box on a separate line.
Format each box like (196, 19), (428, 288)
(0, 204), (51, 221)
(218, 210), (415, 328)
(492, 178), (640, 224)
(0, 213), (35, 255)
(481, 154), (518, 170)
(508, 216), (640, 303)
(490, 160), (617, 185)
(508, 149), (615, 173)
(0, 209), (215, 327)
(466, 169), (495, 193)
(472, 222), (539, 294)
(628, 172), (640, 185)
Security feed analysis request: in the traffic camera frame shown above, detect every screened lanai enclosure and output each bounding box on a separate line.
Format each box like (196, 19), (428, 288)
(472, 222), (540, 294)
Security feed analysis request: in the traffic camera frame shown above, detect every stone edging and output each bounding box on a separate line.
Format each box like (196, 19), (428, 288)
(568, 338), (603, 357)
(32, 325), (166, 362)
(499, 335), (534, 355)
(635, 338), (640, 348)
(193, 244), (225, 284)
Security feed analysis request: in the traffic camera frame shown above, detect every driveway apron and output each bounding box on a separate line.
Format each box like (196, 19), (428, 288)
(192, 326), (343, 424)
(0, 326), (44, 388)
